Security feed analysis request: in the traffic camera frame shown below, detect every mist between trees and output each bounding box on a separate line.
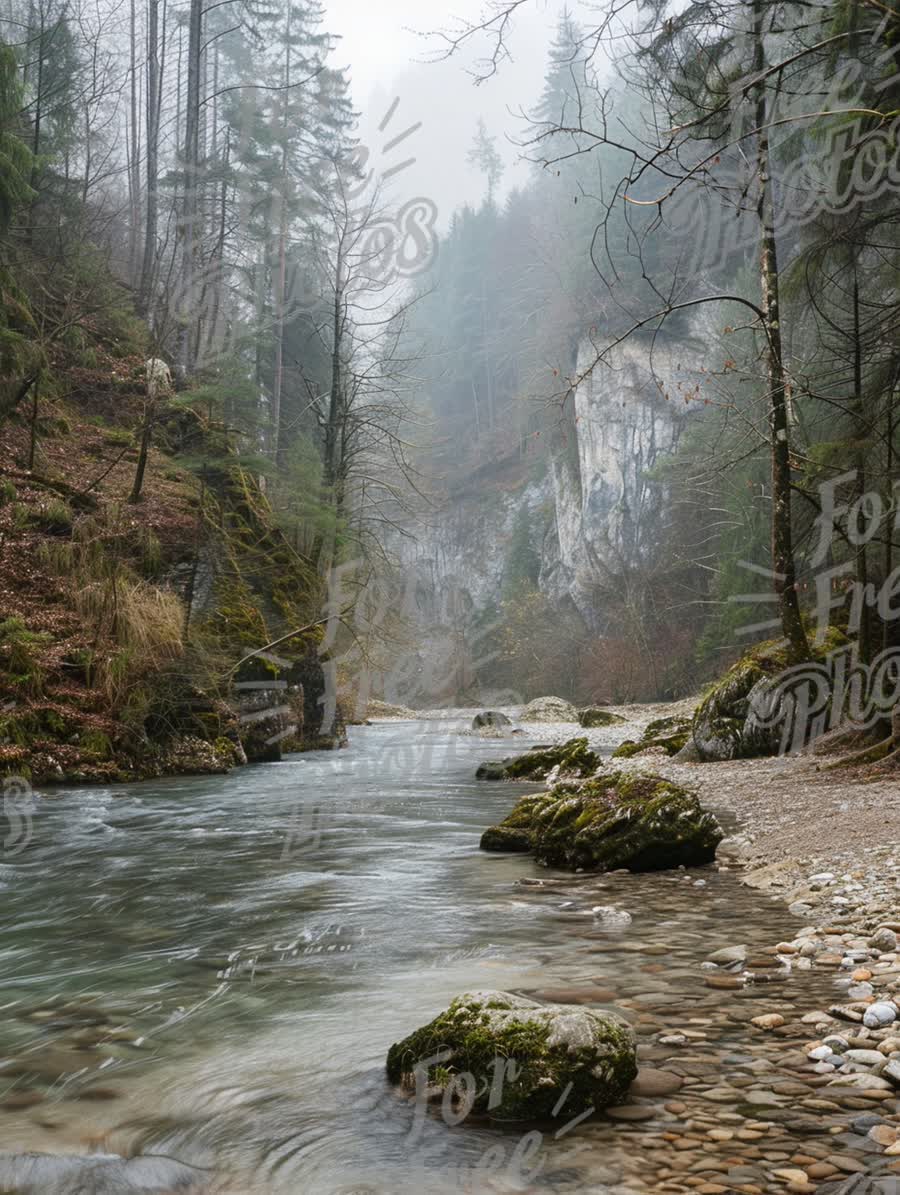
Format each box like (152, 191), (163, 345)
(0, 0), (898, 712)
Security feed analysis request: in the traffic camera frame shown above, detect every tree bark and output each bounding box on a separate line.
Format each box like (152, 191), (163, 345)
(138, 0), (161, 317)
(752, 0), (808, 661)
(178, 0), (202, 377)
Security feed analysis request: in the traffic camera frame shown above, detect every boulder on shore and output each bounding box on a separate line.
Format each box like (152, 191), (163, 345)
(519, 696), (578, 723)
(578, 707), (625, 728)
(471, 710), (512, 730)
(613, 715), (691, 759)
(690, 629), (847, 761)
(475, 737), (600, 781)
(366, 699), (418, 719)
(386, 990), (636, 1121)
(480, 770), (722, 871)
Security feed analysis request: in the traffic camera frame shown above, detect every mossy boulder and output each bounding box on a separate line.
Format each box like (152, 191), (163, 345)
(472, 710), (512, 730)
(480, 771), (722, 871)
(475, 737), (600, 781)
(691, 629), (848, 761)
(578, 707), (625, 728)
(519, 696), (578, 723)
(479, 824), (533, 852)
(613, 715), (691, 759)
(386, 990), (636, 1121)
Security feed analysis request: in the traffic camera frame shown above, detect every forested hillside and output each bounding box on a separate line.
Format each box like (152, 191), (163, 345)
(0, 0), (412, 780)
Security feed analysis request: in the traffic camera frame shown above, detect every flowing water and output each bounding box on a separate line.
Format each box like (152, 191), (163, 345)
(0, 721), (837, 1193)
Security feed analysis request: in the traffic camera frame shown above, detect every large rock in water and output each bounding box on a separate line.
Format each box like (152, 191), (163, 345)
(578, 707), (624, 728)
(386, 990), (636, 1120)
(480, 771), (722, 870)
(476, 737), (600, 781)
(519, 696), (578, 723)
(472, 710), (512, 729)
(0, 1153), (208, 1193)
(691, 629), (848, 761)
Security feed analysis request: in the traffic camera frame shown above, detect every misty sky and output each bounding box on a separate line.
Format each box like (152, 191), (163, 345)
(325, 0), (569, 227)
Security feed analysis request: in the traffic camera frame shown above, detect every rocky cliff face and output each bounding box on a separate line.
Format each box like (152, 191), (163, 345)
(540, 336), (697, 627)
(390, 333), (704, 707)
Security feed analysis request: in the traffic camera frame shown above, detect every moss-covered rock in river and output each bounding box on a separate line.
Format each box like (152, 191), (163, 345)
(480, 771), (722, 871)
(613, 715), (691, 759)
(690, 629), (848, 761)
(386, 990), (636, 1121)
(475, 737), (600, 781)
(578, 707), (625, 728)
(519, 696), (578, 723)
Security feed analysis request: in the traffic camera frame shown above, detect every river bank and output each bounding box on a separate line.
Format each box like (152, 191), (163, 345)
(446, 702), (900, 1194)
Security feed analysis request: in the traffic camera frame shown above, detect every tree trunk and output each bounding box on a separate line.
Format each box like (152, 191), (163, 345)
(179, 0), (202, 377)
(270, 13), (292, 469)
(27, 382), (39, 471)
(128, 0), (141, 285)
(138, 0), (161, 317)
(752, 0), (808, 662)
(851, 269), (872, 662)
(129, 395), (156, 504)
(26, 1), (45, 247)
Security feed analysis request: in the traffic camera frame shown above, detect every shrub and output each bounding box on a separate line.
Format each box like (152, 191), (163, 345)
(0, 478), (16, 505)
(74, 579), (185, 701)
(29, 497), (73, 534)
(0, 617), (52, 696)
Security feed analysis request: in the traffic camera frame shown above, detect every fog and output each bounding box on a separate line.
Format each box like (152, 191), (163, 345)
(326, 0), (570, 223)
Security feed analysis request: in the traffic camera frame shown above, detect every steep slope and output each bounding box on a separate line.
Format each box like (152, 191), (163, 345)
(0, 363), (342, 785)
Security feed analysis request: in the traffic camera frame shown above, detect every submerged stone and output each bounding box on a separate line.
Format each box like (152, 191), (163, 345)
(0, 1152), (207, 1193)
(386, 990), (636, 1121)
(480, 770), (722, 872)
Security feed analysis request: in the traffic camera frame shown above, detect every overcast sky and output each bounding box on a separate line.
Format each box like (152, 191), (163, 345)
(324, 0), (567, 227)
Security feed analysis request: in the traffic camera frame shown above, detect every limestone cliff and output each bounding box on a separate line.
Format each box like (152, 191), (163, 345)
(390, 333), (704, 706)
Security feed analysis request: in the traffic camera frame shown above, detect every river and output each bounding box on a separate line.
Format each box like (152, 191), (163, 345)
(0, 719), (836, 1193)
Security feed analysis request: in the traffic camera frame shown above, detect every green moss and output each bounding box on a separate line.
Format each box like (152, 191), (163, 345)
(0, 617), (52, 696)
(81, 730), (113, 760)
(692, 627), (850, 761)
(476, 737), (600, 782)
(481, 769), (722, 872)
(386, 991), (636, 1121)
(612, 715), (691, 759)
(28, 497), (73, 535)
(578, 708), (625, 728)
